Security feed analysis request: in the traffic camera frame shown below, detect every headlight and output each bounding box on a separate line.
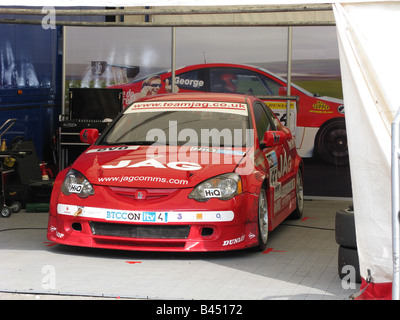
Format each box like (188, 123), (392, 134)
(61, 169), (95, 198)
(188, 173), (242, 201)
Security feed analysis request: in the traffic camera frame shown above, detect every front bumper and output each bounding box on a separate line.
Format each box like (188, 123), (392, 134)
(47, 187), (260, 252)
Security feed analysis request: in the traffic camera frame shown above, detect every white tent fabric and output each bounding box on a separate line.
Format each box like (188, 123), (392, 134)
(334, 2), (400, 298)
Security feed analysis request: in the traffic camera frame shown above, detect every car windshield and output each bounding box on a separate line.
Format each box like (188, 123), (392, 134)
(100, 100), (252, 148)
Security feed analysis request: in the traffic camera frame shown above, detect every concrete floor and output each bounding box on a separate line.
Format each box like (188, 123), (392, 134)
(0, 199), (360, 300)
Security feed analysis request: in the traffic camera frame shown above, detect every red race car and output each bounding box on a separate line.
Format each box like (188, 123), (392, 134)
(48, 92), (304, 252)
(110, 63), (346, 165)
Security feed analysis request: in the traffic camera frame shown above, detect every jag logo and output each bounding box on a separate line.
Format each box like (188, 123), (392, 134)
(102, 158), (202, 171)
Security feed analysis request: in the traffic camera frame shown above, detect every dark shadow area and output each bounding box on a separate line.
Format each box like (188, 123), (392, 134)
(303, 158), (352, 198)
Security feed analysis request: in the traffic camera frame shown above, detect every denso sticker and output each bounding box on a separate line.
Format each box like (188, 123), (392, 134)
(86, 146), (139, 153)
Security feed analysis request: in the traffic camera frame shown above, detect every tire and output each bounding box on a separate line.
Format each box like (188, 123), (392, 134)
(338, 246), (361, 284)
(289, 169), (304, 220)
(255, 188), (269, 251)
(1, 206), (12, 218)
(335, 207), (357, 249)
(315, 118), (349, 166)
(10, 201), (21, 213)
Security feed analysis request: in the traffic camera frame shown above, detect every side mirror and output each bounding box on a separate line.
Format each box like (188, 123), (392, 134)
(278, 87), (287, 96)
(261, 131), (287, 148)
(80, 128), (99, 144)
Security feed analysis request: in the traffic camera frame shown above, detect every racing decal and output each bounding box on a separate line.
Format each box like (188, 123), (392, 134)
(310, 100), (333, 114)
(203, 188), (222, 198)
(265, 151), (278, 167)
(74, 207), (83, 216)
(68, 183), (83, 194)
(49, 225), (65, 239)
(273, 182), (282, 200)
(190, 146), (245, 156)
(287, 138), (296, 150)
(265, 101), (296, 127)
(97, 174), (189, 186)
(174, 76), (204, 88)
(273, 178), (296, 214)
(102, 158), (202, 171)
(57, 204), (234, 223)
(266, 150), (294, 208)
(248, 232), (256, 240)
(126, 101), (248, 116)
(337, 105), (345, 114)
(86, 146), (139, 154)
(222, 235), (245, 246)
(281, 178), (296, 198)
(277, 151), (292, 179)
(265, 101), (295, 110)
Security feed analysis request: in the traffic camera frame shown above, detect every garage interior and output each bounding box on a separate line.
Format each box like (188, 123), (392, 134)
(0, 4), (365, 300)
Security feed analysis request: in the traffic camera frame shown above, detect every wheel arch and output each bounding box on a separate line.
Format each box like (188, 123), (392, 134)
(313, 117), (348, 165)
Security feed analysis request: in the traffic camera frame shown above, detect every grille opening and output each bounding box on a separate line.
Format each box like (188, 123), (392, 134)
(201, 227), (214, 237)
(90, 221), (190, 239)
(72, 222), (82, 231)
(94, 238), (186, 248)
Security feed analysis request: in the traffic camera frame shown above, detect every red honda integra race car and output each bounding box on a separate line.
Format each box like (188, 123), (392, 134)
(47, 92), (304, 252)
(110, 63), (346, 165)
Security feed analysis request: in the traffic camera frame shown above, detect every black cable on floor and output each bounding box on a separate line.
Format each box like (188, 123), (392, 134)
(281, 223), (334, 231)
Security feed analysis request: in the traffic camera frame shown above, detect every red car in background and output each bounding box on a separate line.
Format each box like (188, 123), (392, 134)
(110, 63), (346, 165)
(47, 93), (304, 252)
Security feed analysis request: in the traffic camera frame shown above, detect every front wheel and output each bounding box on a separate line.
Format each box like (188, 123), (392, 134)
(255, 189), (269, 251)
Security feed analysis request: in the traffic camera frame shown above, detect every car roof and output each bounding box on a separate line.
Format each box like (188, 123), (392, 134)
(135, 92), (253, 104)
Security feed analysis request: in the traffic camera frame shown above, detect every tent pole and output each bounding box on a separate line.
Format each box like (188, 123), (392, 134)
(61, 25), (66, 115)
(286, 26), (293, 131)
(392, 106), (400, 300)
(171, 26), (176, 93)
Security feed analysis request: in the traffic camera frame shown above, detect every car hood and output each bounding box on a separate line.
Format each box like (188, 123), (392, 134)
(72, 145), (249, 188)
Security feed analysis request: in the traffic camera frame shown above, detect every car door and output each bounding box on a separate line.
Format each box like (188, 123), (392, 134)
(252, 101), (284, 218)
(253, 101), (297, 220)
